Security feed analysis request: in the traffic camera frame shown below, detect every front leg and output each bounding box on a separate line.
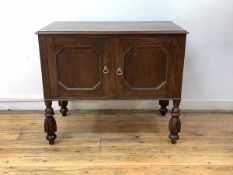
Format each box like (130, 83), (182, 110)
(58, 100), (68, 116)
(169, 99), (181, 144)
(159, 100), (169, 116)
(44, 100), (57, 145)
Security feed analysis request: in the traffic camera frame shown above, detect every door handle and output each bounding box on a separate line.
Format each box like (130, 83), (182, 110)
(116, 66), (123, 76)
(102, 65), (110, 74)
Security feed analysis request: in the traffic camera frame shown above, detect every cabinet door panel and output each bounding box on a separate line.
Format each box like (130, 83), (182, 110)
(124, 45), (168, 90)
(56, 46), (101, 90)
(46, 36), (112, 98)
(116, 36), (180, 98)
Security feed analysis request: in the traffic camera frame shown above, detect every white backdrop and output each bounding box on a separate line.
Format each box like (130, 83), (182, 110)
(0, 0), (233, 110)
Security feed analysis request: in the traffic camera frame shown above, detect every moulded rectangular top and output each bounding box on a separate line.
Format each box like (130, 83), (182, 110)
(36, 21), (188, 35)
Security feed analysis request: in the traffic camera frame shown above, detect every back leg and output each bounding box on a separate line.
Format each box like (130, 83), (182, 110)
(58, 100), (68, 116)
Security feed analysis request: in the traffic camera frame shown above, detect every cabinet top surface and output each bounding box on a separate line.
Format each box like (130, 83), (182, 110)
(36, 21), (188, 34)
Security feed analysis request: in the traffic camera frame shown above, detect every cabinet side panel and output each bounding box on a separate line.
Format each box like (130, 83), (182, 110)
(169, 35), (186, 98)
(177, 35), (187, 97)
(38, 35), (51, 99)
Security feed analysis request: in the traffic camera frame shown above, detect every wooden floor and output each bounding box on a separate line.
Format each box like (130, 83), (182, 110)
(0, 110), (233, 175)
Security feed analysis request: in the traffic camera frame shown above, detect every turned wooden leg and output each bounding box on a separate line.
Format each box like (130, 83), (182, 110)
(44, 100), (57, 145)
(169, 99), (181, 144)
(58, 100), (68, 116)
(159, 100), (169, 116)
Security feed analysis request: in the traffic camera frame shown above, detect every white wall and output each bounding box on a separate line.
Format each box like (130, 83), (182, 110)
(0, 0), (233, 110)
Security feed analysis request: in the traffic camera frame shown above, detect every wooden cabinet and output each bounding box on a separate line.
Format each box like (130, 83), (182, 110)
(37, 21), (188, 145)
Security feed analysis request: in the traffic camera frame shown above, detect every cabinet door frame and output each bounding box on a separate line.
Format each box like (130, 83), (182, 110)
(115, 35), (184, 99)
(45, 35), (114, 99)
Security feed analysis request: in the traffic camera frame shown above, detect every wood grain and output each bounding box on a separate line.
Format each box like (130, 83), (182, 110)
(0, 111), (233, 174)
(36, 21), (188, 34)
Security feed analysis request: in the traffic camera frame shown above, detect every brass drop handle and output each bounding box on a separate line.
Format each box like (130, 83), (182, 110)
(102, 65), (109, 74)
(116, 66), (123, 76)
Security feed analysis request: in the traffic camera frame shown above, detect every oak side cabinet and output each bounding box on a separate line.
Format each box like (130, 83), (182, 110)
(36, 21), (188, 145)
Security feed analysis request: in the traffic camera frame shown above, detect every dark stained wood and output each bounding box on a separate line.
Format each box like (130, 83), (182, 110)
(44, 100), (57, 145)
(115, 35), (184, 98)
(57, 47), (100, 89)
(58, 100), (68, 116)
(37, 21), (187, 144)
(169, 99), (181, 144)
(38, 35), (51, 98)
(159, 100), (169, 116)
(44, 35), (113, 98)
(36, 21), (188, 34)
(124, 45), (167, 89)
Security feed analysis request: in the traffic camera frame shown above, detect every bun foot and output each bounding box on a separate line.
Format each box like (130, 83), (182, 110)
(58, 100), (68, 117)
(46, 134), (57, 145)
(60, 108), (67, 116)
(159, 100), (169, 116)
(159, 107), (168, 116)
(169, 134), (179, 144)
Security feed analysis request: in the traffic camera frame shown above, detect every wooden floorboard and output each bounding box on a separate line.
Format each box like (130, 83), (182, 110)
(0, 110), (233, 174)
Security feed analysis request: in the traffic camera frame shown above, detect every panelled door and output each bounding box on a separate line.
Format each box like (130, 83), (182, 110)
(115, 36), (179, 98)
(46, 35), (114, 98)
